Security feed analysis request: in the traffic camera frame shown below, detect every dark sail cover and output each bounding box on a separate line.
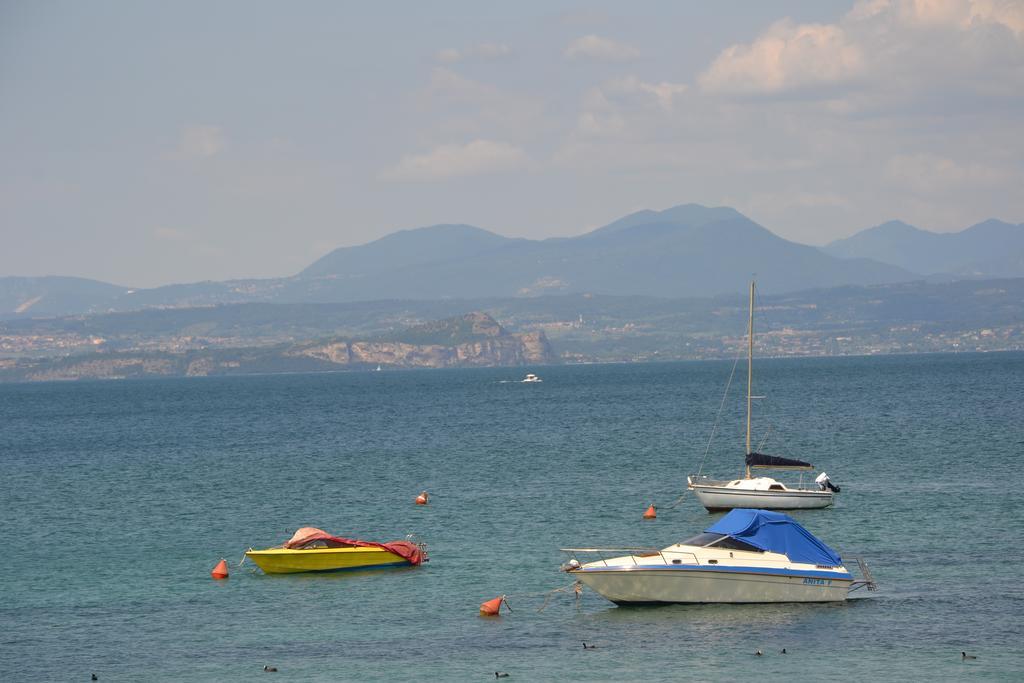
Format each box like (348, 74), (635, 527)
(746, 452), (814, 470)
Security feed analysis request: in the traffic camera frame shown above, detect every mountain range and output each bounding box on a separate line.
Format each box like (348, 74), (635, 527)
(3, 204), (1022, 319)
(822, 218), (1024, 277)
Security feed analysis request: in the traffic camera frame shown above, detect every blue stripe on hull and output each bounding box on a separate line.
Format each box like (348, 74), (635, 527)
(580, 564), (852, 581)
(609, 599), (842, 606)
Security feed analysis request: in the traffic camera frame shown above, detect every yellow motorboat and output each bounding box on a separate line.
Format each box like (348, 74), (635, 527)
(245, 527), (426, 575)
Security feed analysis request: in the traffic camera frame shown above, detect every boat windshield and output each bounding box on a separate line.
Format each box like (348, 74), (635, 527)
(679, 532), (763, 553)
(296, 539), (359, 549)
(680, 532), (725, 547)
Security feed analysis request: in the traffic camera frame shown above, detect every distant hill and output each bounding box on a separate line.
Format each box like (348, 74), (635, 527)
(0, 276), (127, 318)
(300, 223), (518, 278)
(0, 204), (932, 319)
(584, 204), (744, 236)
(288, 203), (914, 300)
(823, 219), (1024, 277)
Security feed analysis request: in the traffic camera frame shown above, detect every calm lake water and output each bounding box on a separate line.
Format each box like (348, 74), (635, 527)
(1, 353), (1023, 681)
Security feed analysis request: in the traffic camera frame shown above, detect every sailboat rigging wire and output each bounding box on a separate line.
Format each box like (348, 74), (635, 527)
(756, 423), (773, 453)
(656, 291), (757, 513)
(651, 342), (746, 514)
(695, 349), (744, 478)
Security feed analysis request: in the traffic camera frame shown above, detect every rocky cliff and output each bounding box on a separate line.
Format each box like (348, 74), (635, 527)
(0, 312), (555, 382)
(291, 312), (552, 369)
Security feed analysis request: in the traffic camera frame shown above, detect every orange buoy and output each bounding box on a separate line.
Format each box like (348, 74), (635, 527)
(415, 491), (429, 505)
(210, 559), (229, 579)
(479, 595), (506, 616)
(643, 504), (657, 519)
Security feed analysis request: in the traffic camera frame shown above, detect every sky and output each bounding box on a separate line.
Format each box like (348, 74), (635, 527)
(2, 0), (1023, 287)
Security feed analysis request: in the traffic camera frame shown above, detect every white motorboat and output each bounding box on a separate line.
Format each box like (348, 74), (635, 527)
(521, 373), (542, 383)
(687, 280), (839, 511)
(563, 509), (873, 605)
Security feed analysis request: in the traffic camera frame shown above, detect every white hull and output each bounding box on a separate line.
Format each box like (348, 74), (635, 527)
(577, 567), (850, 604)
(690, 485), (833, 511)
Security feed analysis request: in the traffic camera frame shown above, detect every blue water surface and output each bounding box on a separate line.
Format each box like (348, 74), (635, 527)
(1, 353), (1022, 681)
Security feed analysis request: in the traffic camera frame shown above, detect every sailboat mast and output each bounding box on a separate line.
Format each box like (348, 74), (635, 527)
(745, 280), (754, 478)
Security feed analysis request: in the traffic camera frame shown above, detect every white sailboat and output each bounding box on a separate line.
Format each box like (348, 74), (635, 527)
(687, 281), (839, 512)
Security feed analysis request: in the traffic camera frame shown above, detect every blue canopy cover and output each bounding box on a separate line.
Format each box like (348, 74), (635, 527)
(705, 509), (843, 567)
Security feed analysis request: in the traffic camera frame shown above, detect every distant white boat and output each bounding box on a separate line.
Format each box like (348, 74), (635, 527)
(521, 373), (542, 383)
(687, 281), (839, 512)
(374, 365), (382, 372)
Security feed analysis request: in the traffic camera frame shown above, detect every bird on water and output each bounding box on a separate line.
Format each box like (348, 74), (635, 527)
(495, 672), (510, 678)
(582, 642), (597, 649)
(264, 665), (278, 672)
(755, 650), (763, 656)
(962, 652), (977, 660)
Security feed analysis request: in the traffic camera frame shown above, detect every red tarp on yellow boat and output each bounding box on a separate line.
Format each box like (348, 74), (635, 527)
(282, 527), (424, 565)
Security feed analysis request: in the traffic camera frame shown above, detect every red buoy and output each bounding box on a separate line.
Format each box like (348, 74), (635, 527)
(479, 595), (506, 616)
(415, 491), (429, 505)
(643, 505), (657, 519)
(210, 559), (229, 579)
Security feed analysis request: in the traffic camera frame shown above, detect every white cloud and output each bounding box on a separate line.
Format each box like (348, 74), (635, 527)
(434, 43), (512, 64)
(175, 125), (226, 159)
(575, 109), (626, 138)
(380, 139), (528, 181)
(565, 35), (640, 61)
(570, 76), (690, 140)
(603, 76), (689, 110)
(968, 0), (1024, 34)
(700, 20), (864, 95)
(699, 0), (1024, 99)
(877, 0), (1024, 35)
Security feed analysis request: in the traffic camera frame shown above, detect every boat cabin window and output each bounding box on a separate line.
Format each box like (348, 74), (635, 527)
(768, 484), (786, 491)
(710, 536), (763, 553)
(679, 532), (763, 553)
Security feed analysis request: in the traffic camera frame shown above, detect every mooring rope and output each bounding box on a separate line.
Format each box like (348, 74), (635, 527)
(536, 581), (583, 613)
(499, 581), (584, 613)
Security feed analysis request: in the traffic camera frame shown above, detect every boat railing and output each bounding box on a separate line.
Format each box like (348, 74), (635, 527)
(560, 548), (701, 568)
(688, 476), (731, 486)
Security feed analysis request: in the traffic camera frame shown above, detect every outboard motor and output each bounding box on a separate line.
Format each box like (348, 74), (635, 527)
(815, 472), (841, 493)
